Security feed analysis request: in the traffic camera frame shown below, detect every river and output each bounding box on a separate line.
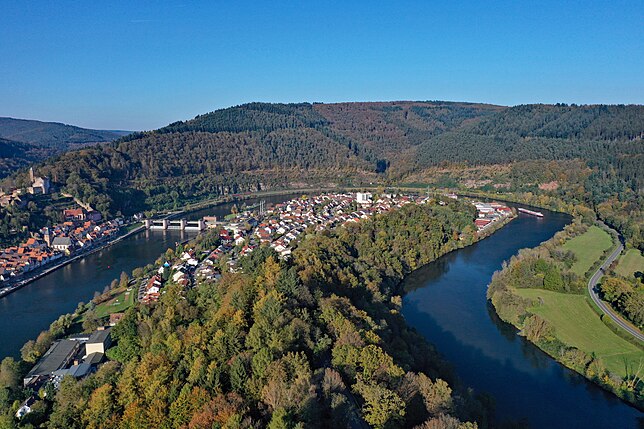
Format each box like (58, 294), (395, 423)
(402, 205), (643, 428)
(1, 197), (641, 426)
(0, 193), (302, 360)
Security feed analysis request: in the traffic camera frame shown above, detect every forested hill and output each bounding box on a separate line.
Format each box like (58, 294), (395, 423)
(0, 118), (130, 178)
(413, 104), (644, 174)
(0, 138), (35, 178)
(15, 102), (505, 214)
(0, 117), (127, 148)
(4, 102), (643, 221)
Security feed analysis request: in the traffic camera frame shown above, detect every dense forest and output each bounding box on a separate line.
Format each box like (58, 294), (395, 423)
(0, 118), (126, 150)
(1, 102), (642, 247)
(0, 139), (35, 178)
(0, 200), (493, 428)
(0, 118), (127, 178)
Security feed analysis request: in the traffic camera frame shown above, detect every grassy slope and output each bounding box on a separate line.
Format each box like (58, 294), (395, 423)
(515, 288), (643, 377)
(94, 286), (136, 318)
(562, 225), (613, 277)
(615, 249), (644, 279)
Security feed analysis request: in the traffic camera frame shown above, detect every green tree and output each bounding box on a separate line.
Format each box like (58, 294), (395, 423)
(354, 380), (405, 428)
(0, 358), (19, 390)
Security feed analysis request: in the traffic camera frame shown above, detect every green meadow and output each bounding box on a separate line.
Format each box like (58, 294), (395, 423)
(615, 249), (644, 280)
(515, 288), (643, 378)
(562, 225), (613, 277)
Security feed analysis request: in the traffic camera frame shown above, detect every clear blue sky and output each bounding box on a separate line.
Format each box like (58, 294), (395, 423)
(1, 1), (642, 130)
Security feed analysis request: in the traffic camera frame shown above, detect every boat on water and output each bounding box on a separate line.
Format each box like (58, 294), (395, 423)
(518, 207), (544, 217)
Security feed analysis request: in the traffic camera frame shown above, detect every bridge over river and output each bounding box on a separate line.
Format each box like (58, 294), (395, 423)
(144, 218), (206, 231)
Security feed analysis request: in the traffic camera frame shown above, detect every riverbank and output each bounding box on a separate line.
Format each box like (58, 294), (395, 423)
(0, 223), (145, 299)
(158, 186), (336, 219)
(1, 197), (502, 428)
(401, 206), (643, 427)
(0, 188), (327, 300)
(487, 220), (644, 409)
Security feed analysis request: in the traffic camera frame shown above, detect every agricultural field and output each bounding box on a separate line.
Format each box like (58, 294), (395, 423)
(615, 249), (644, 280)
(515, 288), (643, 377)
(562, 225), (614, 277)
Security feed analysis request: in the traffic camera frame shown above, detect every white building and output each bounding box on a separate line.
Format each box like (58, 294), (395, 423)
(356, 192), (372, 204)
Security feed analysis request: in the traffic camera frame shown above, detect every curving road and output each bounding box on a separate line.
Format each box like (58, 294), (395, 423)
(587, 233), (644, 343)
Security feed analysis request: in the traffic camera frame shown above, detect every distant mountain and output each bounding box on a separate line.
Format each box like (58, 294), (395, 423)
(0, 117), (129, 148)
(0, 138), (35, 178)
(17, 101), (639, 215)
(0, 117), (131, 177)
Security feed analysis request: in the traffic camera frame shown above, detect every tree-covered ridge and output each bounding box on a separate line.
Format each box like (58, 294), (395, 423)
(0, 200), (487, 428)
(313, 101), (503, 160)
(0, 118), (125, 149)
(413, 104), (644, 183)
(0, 138), (35, 178)
(117, 129), (365, 178)
(2, 101), (642, 246)
(28, 126), (371, 215)
(473, 104), (644, 141)
(155, 103), (330, 135)
(0, 118), (128, 179)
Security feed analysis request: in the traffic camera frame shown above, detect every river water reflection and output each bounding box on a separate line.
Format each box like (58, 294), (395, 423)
(1, 197), (640, 426)
(0, 194), (302, 359)
(402, 206), (642, 428)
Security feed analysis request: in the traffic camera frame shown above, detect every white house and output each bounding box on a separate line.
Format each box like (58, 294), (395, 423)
(356, 192), (372, 204)
(16, 396), (36, 419)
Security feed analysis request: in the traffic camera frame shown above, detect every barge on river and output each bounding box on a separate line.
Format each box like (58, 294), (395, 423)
(518, 208), (544, 217)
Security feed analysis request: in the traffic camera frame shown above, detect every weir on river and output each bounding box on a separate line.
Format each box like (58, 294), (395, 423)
(0, 196), (641, 427)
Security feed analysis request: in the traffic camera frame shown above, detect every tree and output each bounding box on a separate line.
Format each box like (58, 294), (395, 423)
(522, 315), (553, 343)
(132, 267), (144, 279)
(82, 384), (116, 429)
(0, 358), (19, 390)
(20, 340), (38, 363)
(229, 357), (248, 394)
(599, 277), (632, 303)
(359, 345), (404, 383)
(49, 376), (83, 429)
(119, 272), (130, 289)
(83, 310), (100, 332)
(107, 310), (141, 363)
(354, 380), (405, 428)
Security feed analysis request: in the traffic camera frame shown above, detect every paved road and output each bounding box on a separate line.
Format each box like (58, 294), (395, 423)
(587, 234), (644, 343)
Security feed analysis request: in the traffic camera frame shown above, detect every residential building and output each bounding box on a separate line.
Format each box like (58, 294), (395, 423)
(85, 328), (112, 355)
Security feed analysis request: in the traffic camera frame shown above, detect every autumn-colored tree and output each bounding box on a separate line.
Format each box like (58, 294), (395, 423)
(82, 384), (117, 429)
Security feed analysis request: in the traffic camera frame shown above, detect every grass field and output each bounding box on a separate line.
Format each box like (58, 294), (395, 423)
(123, 222), (143, 233)
(615, 249), (644, 279)
(562, 225), (613, 277)
(94, 287), (136, 318)
(515, 288), (643, 377)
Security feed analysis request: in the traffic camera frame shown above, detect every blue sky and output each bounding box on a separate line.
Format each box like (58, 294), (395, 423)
(1, 1), (642, 130)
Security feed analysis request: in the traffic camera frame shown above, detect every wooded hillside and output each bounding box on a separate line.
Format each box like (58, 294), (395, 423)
(3, 102), (642, 245)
